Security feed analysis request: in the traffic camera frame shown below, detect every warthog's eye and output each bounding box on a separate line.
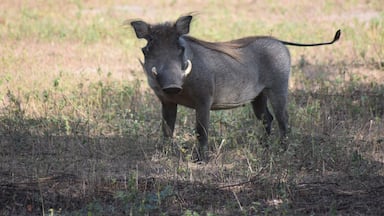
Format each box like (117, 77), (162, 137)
(176, 42), (184, 55)
(179, 48), (186, 70)
(178, 46), (184, 56)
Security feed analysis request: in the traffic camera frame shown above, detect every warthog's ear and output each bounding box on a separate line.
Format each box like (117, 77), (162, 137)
(131, 20), (150, 39)
(175, 15), (192, 35)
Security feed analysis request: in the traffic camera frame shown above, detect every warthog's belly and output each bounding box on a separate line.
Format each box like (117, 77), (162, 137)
(211, 100), (252, 110)
(211, 83), (264, 110)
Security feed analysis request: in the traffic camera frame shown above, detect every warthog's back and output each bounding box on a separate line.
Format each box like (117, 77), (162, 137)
(184, 36), (291, 110)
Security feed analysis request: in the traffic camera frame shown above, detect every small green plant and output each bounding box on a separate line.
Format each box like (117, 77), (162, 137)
(183, 210), (200, 216)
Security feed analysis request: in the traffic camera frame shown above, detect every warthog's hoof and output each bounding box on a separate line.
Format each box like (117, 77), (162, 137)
(280, 135), (289, 151)
(191, 146), (208, 163)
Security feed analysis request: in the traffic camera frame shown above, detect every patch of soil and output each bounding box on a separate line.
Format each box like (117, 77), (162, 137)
(2, 171), (384, 215)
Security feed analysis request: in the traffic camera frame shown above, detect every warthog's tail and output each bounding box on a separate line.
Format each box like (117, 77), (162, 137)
(280, 29), (341, 47)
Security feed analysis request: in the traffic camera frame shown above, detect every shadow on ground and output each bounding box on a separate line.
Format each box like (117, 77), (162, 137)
(1, 81), (384, 215)
(1, 132), (383, 215)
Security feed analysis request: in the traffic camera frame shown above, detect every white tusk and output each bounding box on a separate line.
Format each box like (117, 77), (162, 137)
(184, 60), (192, 76)
(151, 67), (158, 76)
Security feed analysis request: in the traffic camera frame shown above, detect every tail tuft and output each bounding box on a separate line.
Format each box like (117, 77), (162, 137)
(333, 29), (341, 43)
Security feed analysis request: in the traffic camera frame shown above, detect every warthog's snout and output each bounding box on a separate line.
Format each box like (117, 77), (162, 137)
(162, 85), (182, 94)
(154, 60), (192, 95)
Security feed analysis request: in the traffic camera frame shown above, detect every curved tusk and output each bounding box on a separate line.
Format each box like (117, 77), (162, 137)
(184, 60), (192, 76)
(151, 67), (158, 76)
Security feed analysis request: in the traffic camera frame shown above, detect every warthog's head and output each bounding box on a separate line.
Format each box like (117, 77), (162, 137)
(131, 15), (193, 94)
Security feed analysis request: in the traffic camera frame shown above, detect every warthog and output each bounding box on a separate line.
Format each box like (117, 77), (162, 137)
(131, 15), (340, 162)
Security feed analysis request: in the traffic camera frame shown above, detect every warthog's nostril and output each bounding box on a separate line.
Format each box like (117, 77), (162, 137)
(162, 87), (182, 94)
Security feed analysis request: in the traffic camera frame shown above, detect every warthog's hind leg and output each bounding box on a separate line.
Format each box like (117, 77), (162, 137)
(252, 92), (274, 135)
(266, 90), (289, 149)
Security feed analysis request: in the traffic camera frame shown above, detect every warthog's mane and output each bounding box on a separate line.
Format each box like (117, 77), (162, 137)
(184, 35), (271, 62)
(149, 21), (272, 62)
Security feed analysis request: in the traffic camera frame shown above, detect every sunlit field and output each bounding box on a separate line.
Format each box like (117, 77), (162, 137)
(1, 0), (384, 215)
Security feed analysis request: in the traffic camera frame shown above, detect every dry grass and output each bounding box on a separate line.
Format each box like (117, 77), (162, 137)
(1, 0), (384, 215)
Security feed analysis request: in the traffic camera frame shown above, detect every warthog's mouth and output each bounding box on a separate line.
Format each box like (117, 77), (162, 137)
(162, 85), (182, 94)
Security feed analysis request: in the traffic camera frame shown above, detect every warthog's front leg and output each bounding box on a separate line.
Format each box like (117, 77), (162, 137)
(194, 103), (210, 162)
(161, 102), (177, 149)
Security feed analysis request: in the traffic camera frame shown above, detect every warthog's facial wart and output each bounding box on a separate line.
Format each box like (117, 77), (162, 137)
(151, 67), (158, 77)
